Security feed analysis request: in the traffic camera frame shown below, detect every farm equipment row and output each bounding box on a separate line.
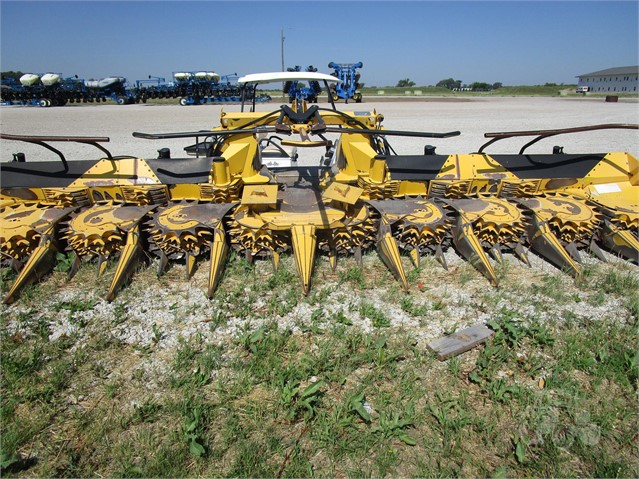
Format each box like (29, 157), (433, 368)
(0, 71), (270, 107)
(0, 74), (128, 107)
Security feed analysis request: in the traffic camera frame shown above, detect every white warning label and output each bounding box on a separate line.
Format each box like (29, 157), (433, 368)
(593, 183), (622, 194)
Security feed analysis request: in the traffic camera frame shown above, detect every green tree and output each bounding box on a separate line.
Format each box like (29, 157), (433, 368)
(436, 78), (462, 90)
(471, 82), (491, 91)
(396, 78), (416, 87)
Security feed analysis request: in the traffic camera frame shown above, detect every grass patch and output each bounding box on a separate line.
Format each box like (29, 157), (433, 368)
(1, 254), (638, 477)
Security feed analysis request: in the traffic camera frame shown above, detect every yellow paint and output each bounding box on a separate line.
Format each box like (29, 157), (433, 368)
(323, 182), (363, 205)
(219, 133), (259, 178)
(291, 224), (317, 295)
(397, 181), (428, 197)
(3, 225), (56, 304)
(208, 228), (228, 298)
(262, 209), (345, 229)
(584, 152), (637, 186)
(338, 133), (378, 177)
(107, 225), (141, 302)
(241, 185), (278, 206)
(212, 158), (230, 185)
(69, 158), (160, 188)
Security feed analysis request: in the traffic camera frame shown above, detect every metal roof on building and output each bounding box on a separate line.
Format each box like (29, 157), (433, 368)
(577, 66), (639, 78)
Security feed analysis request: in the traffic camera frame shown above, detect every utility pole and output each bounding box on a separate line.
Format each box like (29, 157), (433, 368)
(281, 28), (285, 72)
(281, 28), (286, 95)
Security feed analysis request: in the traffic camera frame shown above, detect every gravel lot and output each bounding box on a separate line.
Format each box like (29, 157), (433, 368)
(1, 96), (637, 164)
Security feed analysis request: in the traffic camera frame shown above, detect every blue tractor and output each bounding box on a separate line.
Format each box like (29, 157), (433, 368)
(327, 62), (363, 103)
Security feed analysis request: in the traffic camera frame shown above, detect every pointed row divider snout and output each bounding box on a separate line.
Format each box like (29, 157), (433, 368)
(512, 197), (585, 279)
(435, 244), (449, 270)
(588, 239), (608, 263)
(2, 205), (76, 304)
(186, 253), (197, 279)
(106, 224), (143, 302)
(271, 251), (280, 272)
(527, 219), (582, 278)
(98, 255), (109, 277)
(514, 243), (531, 267)
(291, 225), (317, 296)
(328, 250), (338, 271)
(68, 253), (82, 280)
(376, 218), (409, 291)
(601, 220), (639, 263)
(450, 215), (499, 287)
(3, 227), (57, 304)
(157, 250), (169, 276)
(208, 228), (229, 298)
(409, 248), (420, 268)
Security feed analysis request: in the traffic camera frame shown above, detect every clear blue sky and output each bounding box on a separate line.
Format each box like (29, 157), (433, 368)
(1, 1), (637, 87)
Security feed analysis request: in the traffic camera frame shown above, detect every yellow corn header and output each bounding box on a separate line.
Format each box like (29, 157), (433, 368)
(1, 72), (637, 303)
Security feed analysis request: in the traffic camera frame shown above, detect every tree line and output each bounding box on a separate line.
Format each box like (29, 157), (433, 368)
(435, 78), (502, 91)
(395, 77), (503, 91)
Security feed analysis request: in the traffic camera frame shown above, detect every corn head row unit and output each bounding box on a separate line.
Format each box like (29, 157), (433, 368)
(1, 72), (637, 304)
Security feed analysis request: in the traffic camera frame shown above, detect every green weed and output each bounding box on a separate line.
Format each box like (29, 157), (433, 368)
(400, 295), (430, 316)
(339, 266), (366, 289)
(54, 298), (96, 313)
(359, 301), (390, 328)
(279, 380), (324, 421)
(332, 309), (353, 326)
(597, 268), (639, 295)
(428, 391), (471, 454)
(0, 268), (16, 291)
(531, 274), (571, 303)
(53, 252), (76, 273)
(184, 407), (206, 457)
(373, 410), (417, 446)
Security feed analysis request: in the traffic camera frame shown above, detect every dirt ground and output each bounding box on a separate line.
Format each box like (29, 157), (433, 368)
(1, 97), (637, 165)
